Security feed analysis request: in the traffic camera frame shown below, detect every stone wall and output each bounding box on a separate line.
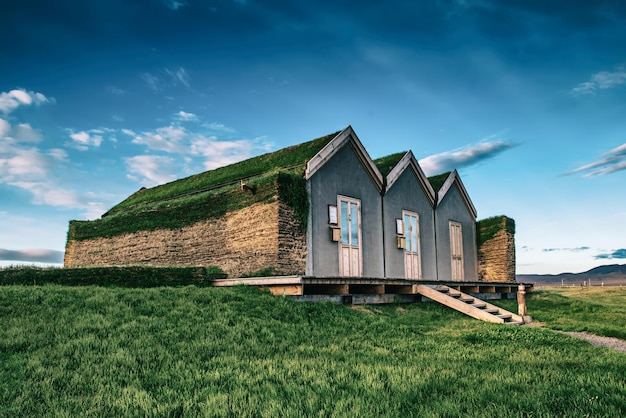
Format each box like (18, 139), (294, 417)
(65, 200), (308, 277)
(477, 217), (516, 283)
(277, 202), (307, 275)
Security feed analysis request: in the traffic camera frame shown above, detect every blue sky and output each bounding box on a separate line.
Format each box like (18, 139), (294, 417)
(1, 0), (625, 274)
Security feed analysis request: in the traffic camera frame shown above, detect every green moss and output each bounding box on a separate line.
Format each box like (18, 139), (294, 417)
(373, 152), (406, 176)
(69, 173), (280, 242)
(427, 172), (451, 192)
(277, 170), (309, 233)
(108, 131), (338, 215)
(477, 215), (515, 247)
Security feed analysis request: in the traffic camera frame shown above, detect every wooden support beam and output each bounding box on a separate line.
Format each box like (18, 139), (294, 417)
(384, 284), (417, 294)
(267, 285), (303, 296)
(303, 284), (349, 295)
(349, 284), (384, 294)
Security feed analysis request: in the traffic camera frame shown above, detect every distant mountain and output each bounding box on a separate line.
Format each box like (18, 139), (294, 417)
(517, 264), (626, 286)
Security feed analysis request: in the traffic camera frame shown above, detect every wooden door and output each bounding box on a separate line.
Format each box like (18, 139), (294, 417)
(449, 221), (464, 281)
(339, 197), (361, 277)
(403, 211), (421, 279)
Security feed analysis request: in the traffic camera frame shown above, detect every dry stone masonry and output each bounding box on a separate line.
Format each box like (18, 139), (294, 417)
(65, 200), (308, 278)
(477, 216), (516, 282)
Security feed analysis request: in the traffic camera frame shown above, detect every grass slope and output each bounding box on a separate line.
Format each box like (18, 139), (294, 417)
(373, 152), (406, 177)
(68, 169), (309, 241)
(1, 285), (625, 417)
(108, 132), (337, 215)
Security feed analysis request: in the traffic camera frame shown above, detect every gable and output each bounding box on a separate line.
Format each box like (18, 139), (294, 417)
(385, 151), (436, 206)
(437, 170), (477, 219)
(305, 126), (384, 193)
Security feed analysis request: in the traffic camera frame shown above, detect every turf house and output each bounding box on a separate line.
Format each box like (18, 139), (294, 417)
(65, 126), (515, 283)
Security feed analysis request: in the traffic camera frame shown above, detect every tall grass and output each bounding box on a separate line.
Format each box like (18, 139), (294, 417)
(495, 286), (626, 340)
(1, 285), (624, 417)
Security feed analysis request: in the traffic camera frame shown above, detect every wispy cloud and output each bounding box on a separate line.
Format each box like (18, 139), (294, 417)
(190, 136), (254, 170)
(140, 67), (191, 91)
(570, 68), (626, 96)
(175, 110), (197, 121)
(419, 139), (519, 176)
(67, 130), (103, 151)
(125, 155), (179, 186)
(163, 0), (187, 10)
(122, 113), (268, 185)
(140, 72), (161, 91)
(543, 247), (591, 253)
(106, 86), (127, 95)
(595, 249), (626, 259)
(1, 122), (43, 144)
(565, 143), (626, 177)
(204, 122), (237, 134)
(131, 125), (187, 153)
(165, 67), (190, 87)
(0, 248), (64, 263)
(0, 89), (52, 114)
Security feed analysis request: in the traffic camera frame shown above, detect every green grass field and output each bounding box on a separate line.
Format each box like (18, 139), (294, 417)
(1, 285), (625, 417)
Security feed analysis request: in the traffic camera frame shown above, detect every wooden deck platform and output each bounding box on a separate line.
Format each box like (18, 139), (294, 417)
(211, 276), (533, 304)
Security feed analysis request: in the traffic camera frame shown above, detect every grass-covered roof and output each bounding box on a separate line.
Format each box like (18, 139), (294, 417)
(477, 215), (515, 246)
(373, 152), (406, 177)
(108, 131), (339, 215)
(427, 172), (451, 192)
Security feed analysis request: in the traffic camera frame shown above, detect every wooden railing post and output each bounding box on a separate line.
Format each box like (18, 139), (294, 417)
(517, 284), (527, 317)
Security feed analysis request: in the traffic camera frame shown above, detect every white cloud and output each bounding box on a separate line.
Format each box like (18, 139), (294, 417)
(2, 148), (49, 178)
(48, 148), (69, 162)
(11, 123), (43, 143)
(125, 155), (179, 186)
(0, 118), (10, 137)
(190, 136), (252, 170)
(570, 69), (626, 96)
(419, 140), (519, 176)
(131, 125), (187, 153)
(0, 89), (52, 114)
(565, 142), (626, 177)
(67, 129), (104, 150)
(176, 110), (197, 121)
(121, 128), (136, 136)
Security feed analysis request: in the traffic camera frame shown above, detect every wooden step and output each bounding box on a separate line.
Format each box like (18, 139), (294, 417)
(415, 285), (525, 325)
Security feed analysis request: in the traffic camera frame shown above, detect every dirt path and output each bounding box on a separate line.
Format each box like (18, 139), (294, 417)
(527, 321), (626, 353)
(559, 331), (626, 353)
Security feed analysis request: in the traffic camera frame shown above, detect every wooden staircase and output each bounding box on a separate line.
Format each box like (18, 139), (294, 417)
(416, 285), (525, 325)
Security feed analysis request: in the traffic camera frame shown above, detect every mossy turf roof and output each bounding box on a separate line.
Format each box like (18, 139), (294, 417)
(477, 215), (515, 246)
(108, 131), (338, 215)
(373, 152), (406, 176)
(69, 170), (309, 242)
(427, 172), (451, 192)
